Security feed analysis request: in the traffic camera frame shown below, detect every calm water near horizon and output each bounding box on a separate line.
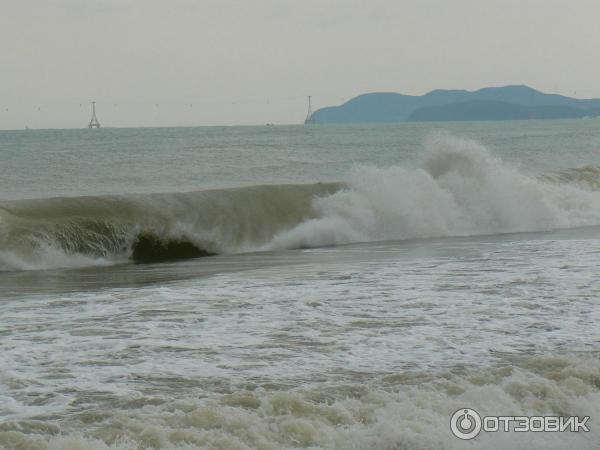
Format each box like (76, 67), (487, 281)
(1, 120), (600, 449)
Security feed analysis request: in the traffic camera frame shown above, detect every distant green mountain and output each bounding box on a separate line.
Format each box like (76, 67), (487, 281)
(311, 85), (600, 123)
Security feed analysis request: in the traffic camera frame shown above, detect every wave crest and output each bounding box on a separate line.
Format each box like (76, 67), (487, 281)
(542, 165), (600, 190)
(3, 135), (600, 271)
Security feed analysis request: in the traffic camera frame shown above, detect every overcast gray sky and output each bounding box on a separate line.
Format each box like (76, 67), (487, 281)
(1, 0), (599, 129)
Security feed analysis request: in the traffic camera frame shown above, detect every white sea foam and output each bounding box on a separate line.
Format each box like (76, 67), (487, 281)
(268, 135), (600, 250)
(1, 355), (598, 450)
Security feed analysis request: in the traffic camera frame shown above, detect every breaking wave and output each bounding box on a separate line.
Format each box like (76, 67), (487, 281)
(0, 183), (340, 271)
(267, 136), (600, 250)
(2, 135), (600, 271)
(540, 164), (600, 189)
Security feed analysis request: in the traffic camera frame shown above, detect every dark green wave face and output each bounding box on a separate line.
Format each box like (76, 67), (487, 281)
(131, 232), (215, 263)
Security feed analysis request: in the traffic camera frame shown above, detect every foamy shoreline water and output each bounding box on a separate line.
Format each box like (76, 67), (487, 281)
(2, 231), (600, 449)
(2, 123), (600, 449)
(3, 354), (599, 450)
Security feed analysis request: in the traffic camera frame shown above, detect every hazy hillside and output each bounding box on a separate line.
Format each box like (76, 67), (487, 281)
(408, 100), (600, 122)
(311, 85), (600, 123)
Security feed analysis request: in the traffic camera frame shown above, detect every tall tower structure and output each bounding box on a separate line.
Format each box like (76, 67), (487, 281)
(304, 96), (315, 125)
(88, 101), (101, 128)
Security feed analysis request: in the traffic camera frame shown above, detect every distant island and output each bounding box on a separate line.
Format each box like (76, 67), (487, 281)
(311, 85), (600, 123)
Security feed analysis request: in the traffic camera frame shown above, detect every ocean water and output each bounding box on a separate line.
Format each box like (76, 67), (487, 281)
(1, 121), (600, 449)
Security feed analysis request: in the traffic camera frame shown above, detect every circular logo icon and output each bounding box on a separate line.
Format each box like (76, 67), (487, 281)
(450, 408), (482, 440)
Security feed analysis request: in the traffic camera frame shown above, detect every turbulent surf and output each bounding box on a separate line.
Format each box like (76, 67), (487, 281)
(3, 125), (600, 450)
(2, 136), (600, 271)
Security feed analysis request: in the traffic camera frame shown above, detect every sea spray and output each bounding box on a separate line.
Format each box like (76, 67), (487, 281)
(268, 135), (600, 249)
